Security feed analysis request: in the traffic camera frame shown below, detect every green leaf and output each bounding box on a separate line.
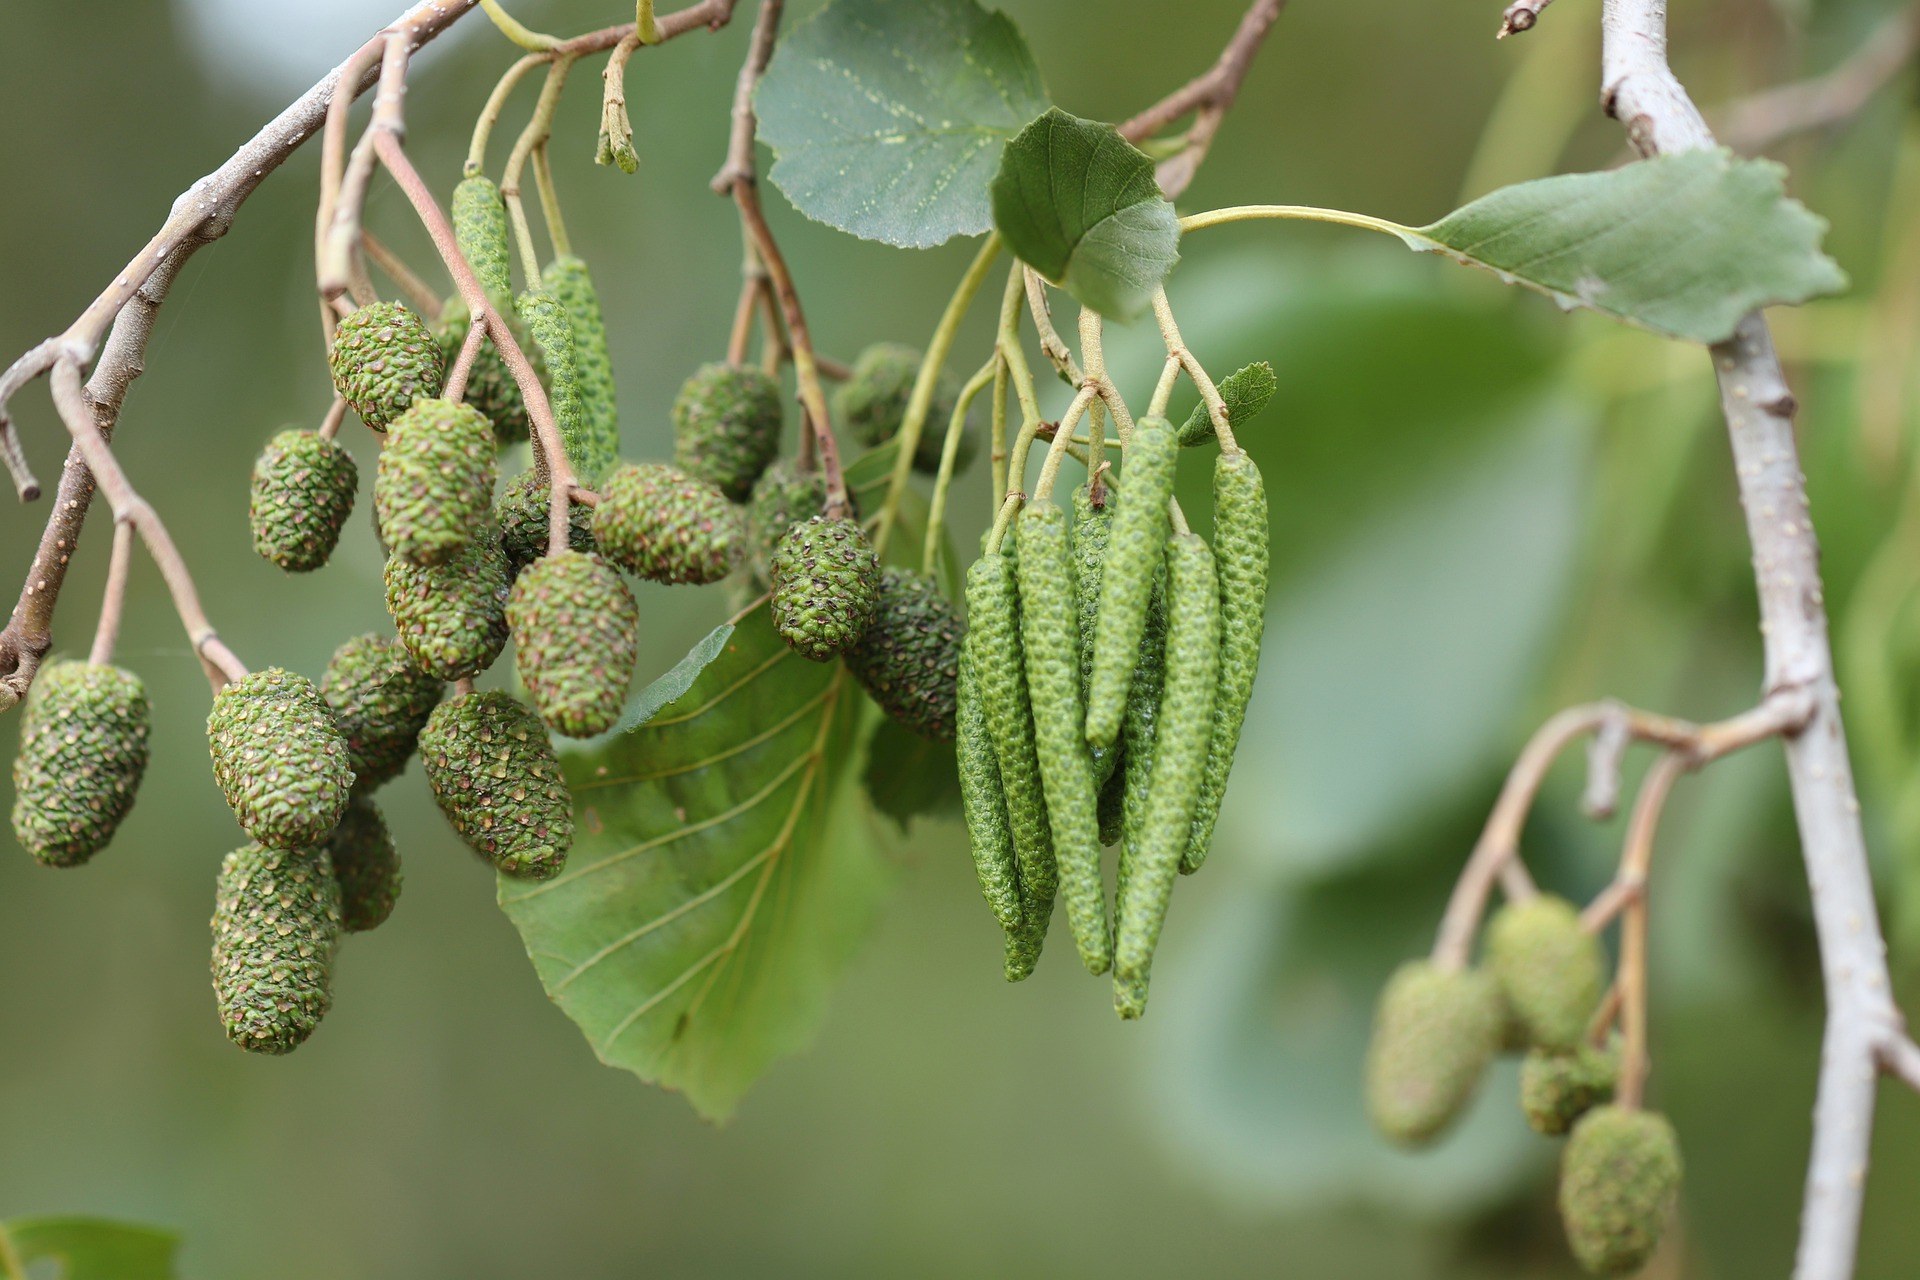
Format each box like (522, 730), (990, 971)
(499, 603), (888, 1121)
(862, 713), (962, 828)
(1416, 150), (1847, 342)
(1, 1218), (179, 1280)
(1177, 360), (1278, 447)
(754, 0), (1049, 249)
(991, 109), (1180, 321)
(577, 623), (736, 744)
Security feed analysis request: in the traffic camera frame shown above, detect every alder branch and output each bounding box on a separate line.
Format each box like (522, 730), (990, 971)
(1498, 0), (1559, 39)
(1597, 3), (1916, 1275)
(1715, 3), (1920, 154)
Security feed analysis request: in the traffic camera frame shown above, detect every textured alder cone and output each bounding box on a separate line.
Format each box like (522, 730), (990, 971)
(434, 296), (538, 445)
(1521, 1042), (1619, 1136)
(494, 472), (598, 574)
(11, 661), (151, 867)
(1486, 894), (1607, 1052)
(1364, 960), (1506, 1146)
(248, 429), (358, 573)
(843, 568), (962, 741)
(328, 300), (444, 434)
(1559, 1106), (1682, 1275)
(326, 796), (401, 933)
(672, 362), (784, 501)
(833, 342), (969, 473)
(375, 398), (497, 566)
(210, 841), (342, 1054)
(508, 551), (639, 738)
(319, 633), (443, 790)
(383, 536), (513, 681)
(419, 691), (573, 880)
(207, 668), (353, 849)
(747, 459), (829, 554)
(770, 515), (881, 661)
(593, 462), (744, 585)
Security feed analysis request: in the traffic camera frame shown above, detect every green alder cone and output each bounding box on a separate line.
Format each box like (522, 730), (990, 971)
(319, 633), (442, 791)
(1086, 415), (1179, 751)
(210, 840), (341, 1054)
(748, 458), (829, 554)
(1522, 1042), (1619, 1136)
(1112, 532), (1219, 1017)
(594, 462), (744, 585)
(419, 690), (572, 880)
(770, 515), (881, 662)
(956, 648), (1022, 934)
(1364, 960), (1506, 1146)
(965, 550), (1056, 981)
(543, 255), (620, 485)
(249, 429), (358, 573)
(1071, 483), (1120, 787)
(11, 661), (150, 867)
(516, 288), (594, 482)
(451, 175), (514, 300)
(383, 535), (513, 681)
(375, 398), (497, 565)
(843, 567), (961, 741)
(494, 471), (597, 575)
(672, 362), (783, 501)
(328, 300), (444, 434)
(207, 668), (353, 849)
(327, 795), (401, 933)
(1486, 894), (1608, 1052)
(1015, 502), (1112, 975)
(1182, 449), (1270, 874)
(434, 297), (535, 445)
(833, 341), (971, 473)
(1559, 1106), (1682, 1275)
(508, 550), (639, 738)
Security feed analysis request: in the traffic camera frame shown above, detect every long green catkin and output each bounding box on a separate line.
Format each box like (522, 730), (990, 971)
(452, 175), (514, 301)
(1015, 502), (1112, 975)
(1114, 533), (1220, 1019)
(1116, 576), (1168, 905)
(1085, 416), (1179, 752)
(516, 289), (589, 479)
(541, 255), (619, 486)
(1071, 484), (1120, 787)
(956, 649), (1022, 934)
(965, 550), (1056, 981)
(1183, 449), (1269, 874)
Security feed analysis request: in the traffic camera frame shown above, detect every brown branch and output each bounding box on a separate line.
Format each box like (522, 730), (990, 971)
(1611, 750), (1686, 1110)
(1714, 3), (1920, 154)
(1119, 0), (1285, 143)
(1498, 0), (1558, 39)
(87, 518), (135, 669)
(444, 317), (489, 405)
(363, 231), (445, 321)
(0, 417), (37, 501)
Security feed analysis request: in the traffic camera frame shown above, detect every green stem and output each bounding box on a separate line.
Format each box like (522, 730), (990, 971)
(1147, 354), (1181, 418)
(924, 356), (1000, 576)
(502, 55), (576, 282)
(872, 233), (1003, 558)
(990, 332), (1010, 505)
(636, 0), (664, 43)
(468, 53), (546, 175)
(1179, 204), (1420, 242)
(1033, 384), (1097, 502)
(994, 266), (1045, 515)
(480, 0), (560, 50)
(531, 144), (572, 259)
(1152, 285), (1234, 451)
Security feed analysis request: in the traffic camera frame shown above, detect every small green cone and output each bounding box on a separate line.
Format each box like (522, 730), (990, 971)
(844, 568), (961, 740)
(1486, 894), (1608, 1051)
(508, 550), (639, 738)
(211, 840), (341, 1054)
(320, 633), (443, 790)
(770, 514), (880, 661)
(593, 462), (744, 585)
(494, 471), (596, 575)
(374, 398), (497, 565)
(672, 362), (783, 501)
(1559, 1106), (1682, 1275)
(327, 796), (401, 933)
(1521, 1042), (1619, 1136)
(832, 342), (969, 473)
(11, 661), (151, 867)
(249, 429), (358, 572)
(419, 690), (572, 880)
(1364, 960), (1506, 1146)
(747, 459), (829, 554)
(384, 535), (513, 680)
(207, 668), (354, 849)
(328, 300), (444, 433)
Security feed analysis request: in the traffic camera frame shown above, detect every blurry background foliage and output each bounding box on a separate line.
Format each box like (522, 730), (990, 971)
(3, 0), (1920, 1275)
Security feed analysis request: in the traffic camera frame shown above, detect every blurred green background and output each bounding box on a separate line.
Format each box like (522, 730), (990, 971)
(5, 0), (1920, 1275)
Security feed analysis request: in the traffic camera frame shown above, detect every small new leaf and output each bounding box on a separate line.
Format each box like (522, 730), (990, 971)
(992, 109), (1181, 321)
(755, 0), (1049, 249)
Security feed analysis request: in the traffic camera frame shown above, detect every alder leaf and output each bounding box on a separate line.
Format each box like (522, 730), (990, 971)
(1415, 150), (1846, 342)
(754, 0), (1049, 248)
(499, 602), (888, 1121)
(991, 109), (1181, 321)
(0, 1218), (180, 1280)
(577, 622), (735, 743)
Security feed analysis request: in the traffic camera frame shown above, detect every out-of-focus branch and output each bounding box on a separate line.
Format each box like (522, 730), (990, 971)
(1715, 4), (1920, 154)
(1498, 0), (1559, 39)
(1117, 0), (1287, 199)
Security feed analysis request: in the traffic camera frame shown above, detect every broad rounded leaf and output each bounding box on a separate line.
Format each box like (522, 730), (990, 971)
(499, 604), (888, 1121)
(755, 0), (1049, 248)
(991, 109), (1181, 320)
(1, 1218), (179, 1280)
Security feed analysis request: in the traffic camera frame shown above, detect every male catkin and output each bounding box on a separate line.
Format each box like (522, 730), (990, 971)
(956, 650), (1022, 934)
(11, 662), (150, 867)
(1085, 416), (1179, 751)
(1071, 484), (1120, 787)
(210, 840), (341, 1054)
(375, 398), (497, 565)
(1112, 532), (1219, 1016)
(207, 668), (353, 849)
(451, 175), (515, 300)
(249, 430), (358, 573)
(516, 288), (591, 479)
(435, 296), (533, 444)
(507, 550), (639, 738)
(1015, 502), (1111, 975)
(1117, 581), (1169, 904)
(542, 255), (619, 485)
(1183, 449), (1269, 874)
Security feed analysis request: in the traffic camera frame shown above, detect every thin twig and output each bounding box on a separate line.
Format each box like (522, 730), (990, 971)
(88, 518), (135, 668)
(1118, 0), (1285, 144)
(1498, 0), (1558, 39)
(1612, 751), (1687, 1109)
(363, 231), (445, 320)
(444, 318), (489, 405)
(316, 395), (350, 444)
(321, 33), (413, 298)
(1715, 4), (1920, 154)
(1024, 267), (1082, 385)
(0, 418), (37, 502)
(1151, 286), (1234, 451)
